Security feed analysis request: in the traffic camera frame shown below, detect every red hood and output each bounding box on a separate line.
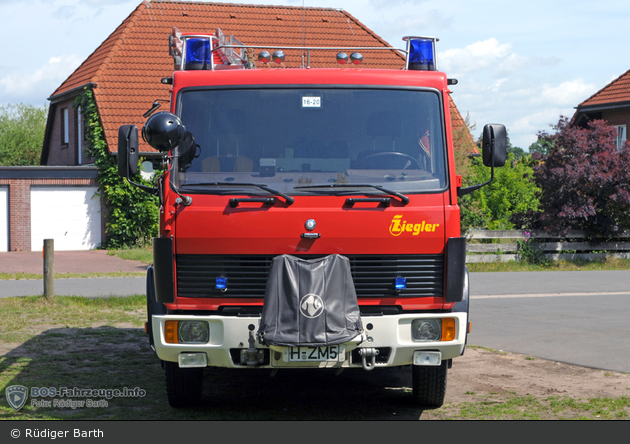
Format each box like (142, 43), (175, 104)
(173, 193), (446, 256)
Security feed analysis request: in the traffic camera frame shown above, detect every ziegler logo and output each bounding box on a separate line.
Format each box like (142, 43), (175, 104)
(389, 215), (440, 236)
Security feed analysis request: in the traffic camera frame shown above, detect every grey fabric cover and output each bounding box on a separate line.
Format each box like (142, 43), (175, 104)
(257, 254), (363, 347)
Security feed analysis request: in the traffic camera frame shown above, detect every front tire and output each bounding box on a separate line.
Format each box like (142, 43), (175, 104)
(412, 361), (447, 408)
(164, 361), (204, 408)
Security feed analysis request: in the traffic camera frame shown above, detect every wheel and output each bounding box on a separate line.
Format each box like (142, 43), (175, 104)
(411, 361), (447, 408)
(164, 361), (204, 408)
(356, 152), (421, 170)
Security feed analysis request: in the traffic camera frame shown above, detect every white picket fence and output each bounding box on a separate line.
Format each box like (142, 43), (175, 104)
(465, 229), (630, 263)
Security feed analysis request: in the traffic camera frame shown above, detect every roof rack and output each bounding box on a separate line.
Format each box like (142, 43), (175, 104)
(169, 27), (252, 71)
(169, 28), (438, 71)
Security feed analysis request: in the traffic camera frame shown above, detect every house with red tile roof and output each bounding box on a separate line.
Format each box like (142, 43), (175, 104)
(573, 69), (630, 149)
(40, 0), (475, 165)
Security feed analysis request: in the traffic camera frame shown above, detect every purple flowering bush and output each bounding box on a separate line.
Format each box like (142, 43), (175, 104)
(525, 117), (630, 240)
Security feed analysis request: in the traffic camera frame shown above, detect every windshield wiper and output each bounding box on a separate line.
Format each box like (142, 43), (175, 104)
(179, 182), (294, 205)
(294, 183), (409, 205)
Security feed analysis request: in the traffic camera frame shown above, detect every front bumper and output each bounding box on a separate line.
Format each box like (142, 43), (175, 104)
(152, 312), (467, 369)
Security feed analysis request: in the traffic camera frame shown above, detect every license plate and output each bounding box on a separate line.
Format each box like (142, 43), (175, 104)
(283, 345), (345, 362)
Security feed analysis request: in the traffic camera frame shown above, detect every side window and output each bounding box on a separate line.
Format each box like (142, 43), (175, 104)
(61, 108), (69, 145)
(615, 125), (626, 150)
(76, 106), (83, 164)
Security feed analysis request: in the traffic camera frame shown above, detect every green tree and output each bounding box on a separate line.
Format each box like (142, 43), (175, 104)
(528, 136), (555, 156)
(0, 103), (48, 166)
(460, 153), (541, 233)
(507, 144), (526, 161)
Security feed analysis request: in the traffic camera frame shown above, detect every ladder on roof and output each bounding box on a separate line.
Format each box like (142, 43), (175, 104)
(169, 27), (252, 70)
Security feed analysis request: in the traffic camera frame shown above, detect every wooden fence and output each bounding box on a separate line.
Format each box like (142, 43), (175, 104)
(465, 229), (630, 263)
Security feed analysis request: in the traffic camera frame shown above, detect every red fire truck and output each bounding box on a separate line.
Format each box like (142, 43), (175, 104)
(117, 28), (507, 408)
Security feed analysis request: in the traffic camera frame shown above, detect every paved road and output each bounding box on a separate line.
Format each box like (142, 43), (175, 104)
(468, 270), (630, 373)
(469, 269), (630, 296)
(0, 277), (146, 298)
(0, 250), (147, 298)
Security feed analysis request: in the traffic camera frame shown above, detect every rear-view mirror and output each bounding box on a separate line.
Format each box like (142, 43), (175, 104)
(117, 125), (139, 178)
(482, 124), (507, 168)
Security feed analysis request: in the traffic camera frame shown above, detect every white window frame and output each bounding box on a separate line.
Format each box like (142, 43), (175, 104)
(62, 108), (69, 145)
(615, 124), (626, 150)
(77, 106), (82, 164)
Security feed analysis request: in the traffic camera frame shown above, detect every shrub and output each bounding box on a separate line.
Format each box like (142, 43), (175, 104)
(529, 117), (630, 239)
(460, 153), (541, 234)
(74, 89), (159, 248)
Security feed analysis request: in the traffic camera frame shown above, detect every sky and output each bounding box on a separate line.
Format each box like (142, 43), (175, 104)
(2, 0), (629, 150)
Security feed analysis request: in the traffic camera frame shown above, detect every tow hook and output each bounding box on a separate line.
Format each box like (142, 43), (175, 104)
(358, 348), (379, 371)
(241, 329), (264, 366)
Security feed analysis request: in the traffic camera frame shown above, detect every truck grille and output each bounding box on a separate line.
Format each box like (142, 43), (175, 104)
(176, 254), (444, 299)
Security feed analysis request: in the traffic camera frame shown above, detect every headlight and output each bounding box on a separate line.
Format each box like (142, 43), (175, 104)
(178, 321), (209, 344)
(411, 319), (441, 342)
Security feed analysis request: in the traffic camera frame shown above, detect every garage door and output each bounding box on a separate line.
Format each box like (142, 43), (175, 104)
(0, 186), (7, 252)
(31, 186), (102, 251)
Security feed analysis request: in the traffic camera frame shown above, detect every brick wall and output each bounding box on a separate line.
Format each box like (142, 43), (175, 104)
(5, 179), (30, 252)
(46, 97), (95, 166)
(602, 108), (630, 128)
(601, 108), (630, 148)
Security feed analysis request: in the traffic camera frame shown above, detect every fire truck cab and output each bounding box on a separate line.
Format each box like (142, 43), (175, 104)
(117, 29), (507, 409)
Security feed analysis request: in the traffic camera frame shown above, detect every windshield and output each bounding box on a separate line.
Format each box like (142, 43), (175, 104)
(175, 87), (447, 195)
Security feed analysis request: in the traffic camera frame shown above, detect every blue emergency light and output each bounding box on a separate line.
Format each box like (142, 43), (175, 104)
(395, 277), (407, 291)
(184, 37), (212, 70)
(215, 276), (228, 291)
(403, 36), (438, 71)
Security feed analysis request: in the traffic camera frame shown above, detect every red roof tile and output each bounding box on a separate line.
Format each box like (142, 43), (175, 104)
(449, 99), (477, 153)
(50, 0), (471, 154)
(578, 69), (630, 108)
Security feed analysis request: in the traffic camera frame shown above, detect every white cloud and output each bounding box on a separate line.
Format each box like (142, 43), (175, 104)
(0, 55), (82, 104)
(538, 78), (598, 107)
(439, 38), (562, 80)
(454, 77), (596, 149)
(490, 78), (507, 92)
(512, 109), (565, 134)
(496, 53), (530, 73)
(439, 38), (513, 75)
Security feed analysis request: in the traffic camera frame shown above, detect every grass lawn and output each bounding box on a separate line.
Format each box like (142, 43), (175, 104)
(467, 257), (630, 272)
(107, 247), (153, 265)
(0, 271), (146, 281)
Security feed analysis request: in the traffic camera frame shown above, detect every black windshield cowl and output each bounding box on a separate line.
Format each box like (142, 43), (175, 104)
(179, 182), (294, 205)
(294, 183), (410, 205)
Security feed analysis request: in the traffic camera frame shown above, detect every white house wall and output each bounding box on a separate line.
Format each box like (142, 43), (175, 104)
(0, 186), (7, 252)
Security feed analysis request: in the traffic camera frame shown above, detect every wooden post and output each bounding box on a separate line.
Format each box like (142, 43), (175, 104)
(43, 239), (54, 299)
